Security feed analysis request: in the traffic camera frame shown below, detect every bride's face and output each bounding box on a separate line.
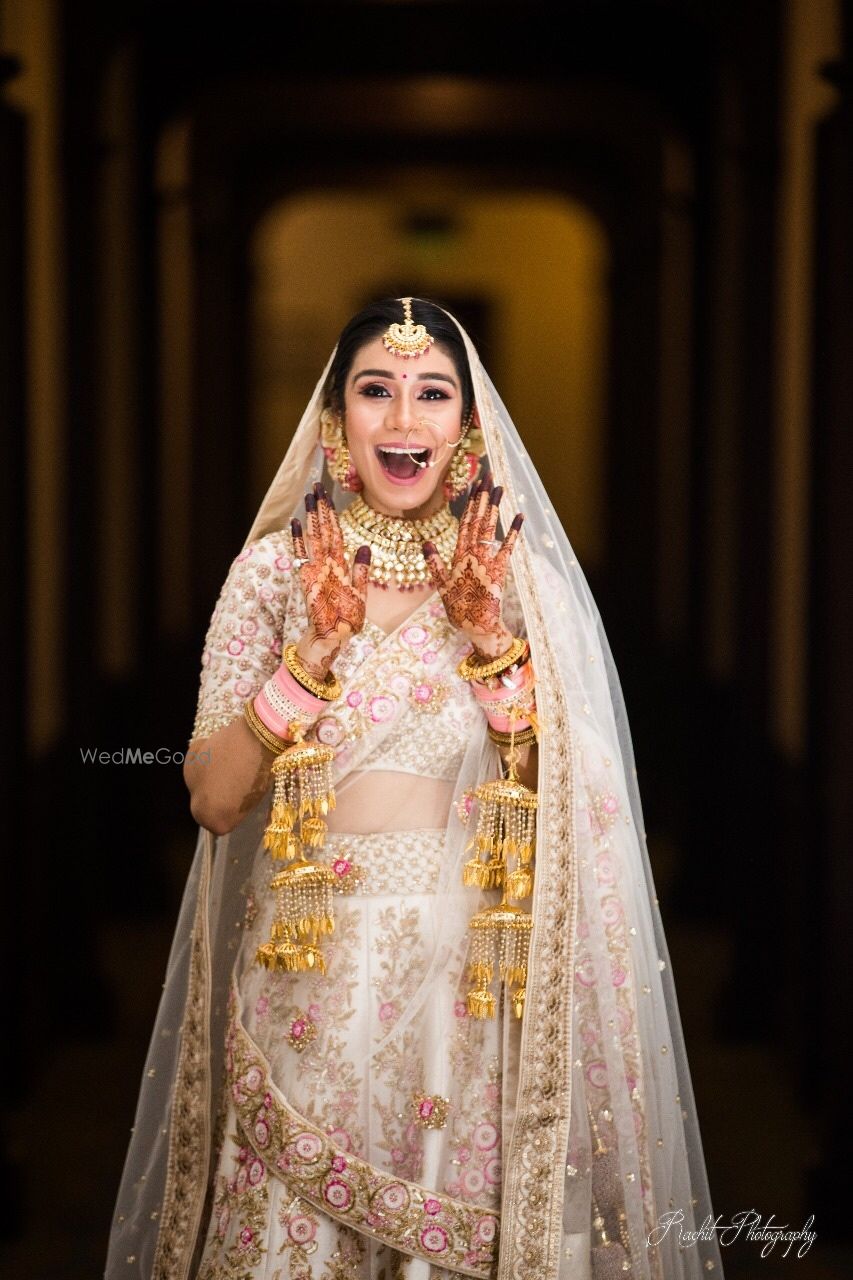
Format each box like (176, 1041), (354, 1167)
(342, 336), (466, 517)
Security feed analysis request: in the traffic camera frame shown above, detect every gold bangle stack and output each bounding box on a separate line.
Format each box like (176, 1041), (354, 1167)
(283, 644), (343, 701)
(487, 723), (538, 748)
(244, 699), (292, 755)
(457, 636), (529, 683)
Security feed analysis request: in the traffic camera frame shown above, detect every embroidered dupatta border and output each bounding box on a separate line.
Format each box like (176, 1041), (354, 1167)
(152, 830), (215, 1279)
(227, 1002), (500, 1278)
(479, 376), (580, 1280)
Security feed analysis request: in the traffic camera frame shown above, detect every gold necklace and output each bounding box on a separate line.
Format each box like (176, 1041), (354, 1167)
(338, 495), (458, 589)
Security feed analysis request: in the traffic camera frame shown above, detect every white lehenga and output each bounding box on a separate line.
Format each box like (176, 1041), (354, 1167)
(106, 306), (725, 1280)
(192, 531), (519, 1278)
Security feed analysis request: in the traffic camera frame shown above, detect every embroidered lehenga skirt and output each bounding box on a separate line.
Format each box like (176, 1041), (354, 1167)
(197, 828), (506, 1280)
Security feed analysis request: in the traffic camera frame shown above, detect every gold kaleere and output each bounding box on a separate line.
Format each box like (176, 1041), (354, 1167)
(256, 739), (337, 974)
(464, 722), (538, 1020)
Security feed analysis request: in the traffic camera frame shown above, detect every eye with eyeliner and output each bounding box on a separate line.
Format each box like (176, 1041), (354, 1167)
(359, 382), (451, 400)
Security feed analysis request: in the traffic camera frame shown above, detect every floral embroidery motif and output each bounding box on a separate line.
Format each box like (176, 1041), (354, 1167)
(408, 679), (451, 715)
(411, 1093), (450, 1130)
(197, 1132), (270, 1279)
(455, 789), (476, 826)
(287, 1012), (318, 1053)
(328, 855), (365, 895)
(227, 1007), (499, 1278)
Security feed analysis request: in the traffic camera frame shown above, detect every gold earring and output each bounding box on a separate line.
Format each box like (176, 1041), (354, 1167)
(443, 408), (480, 500)
(320, 407), (362, 492)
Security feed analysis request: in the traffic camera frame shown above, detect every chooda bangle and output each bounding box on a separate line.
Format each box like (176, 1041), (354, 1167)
(244, 699), (292, 755)
(283, 643), (342, 701)
(457, 636), (529, 683)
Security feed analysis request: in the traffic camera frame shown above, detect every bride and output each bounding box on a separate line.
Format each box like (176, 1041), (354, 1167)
(106, 297), (724, 1280)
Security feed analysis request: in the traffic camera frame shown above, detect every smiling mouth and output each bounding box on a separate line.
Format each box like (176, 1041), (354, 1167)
(375, 444), (431, 480)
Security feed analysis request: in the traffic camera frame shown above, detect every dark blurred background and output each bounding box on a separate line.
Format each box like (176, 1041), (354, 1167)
(1, 1), (851, 1276)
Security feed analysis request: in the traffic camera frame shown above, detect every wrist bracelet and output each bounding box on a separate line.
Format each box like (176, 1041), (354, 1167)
(283, 643), (343, 701)
(487, 722), (538, 748)
(457, 636), (529, 683)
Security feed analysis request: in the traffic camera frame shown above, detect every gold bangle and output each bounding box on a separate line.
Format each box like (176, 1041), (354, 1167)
(457, 636), (529, 683)
(487, 722), (538, 748)
(243, 699), (291, 755)
(283, 643), (342, 701)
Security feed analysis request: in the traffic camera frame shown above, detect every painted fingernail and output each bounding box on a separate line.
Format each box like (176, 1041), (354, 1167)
(291, 518), (303, 537)
(490, 485), (503, 506)
(305, 493), (317, 512)
(422, 541), (436, 557)
(355, 545), (371, 564)
(511, 513), (524, 531)
(313, 481), (323, 497)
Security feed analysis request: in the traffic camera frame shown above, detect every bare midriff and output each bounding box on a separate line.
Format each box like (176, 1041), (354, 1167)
(325, 769), (454, 834)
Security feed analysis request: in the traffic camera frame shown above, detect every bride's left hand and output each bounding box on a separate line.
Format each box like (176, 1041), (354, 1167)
(422, 473), (524, 660)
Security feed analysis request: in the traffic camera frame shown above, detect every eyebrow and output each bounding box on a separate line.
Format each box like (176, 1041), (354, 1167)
(351, 368), (458, 388)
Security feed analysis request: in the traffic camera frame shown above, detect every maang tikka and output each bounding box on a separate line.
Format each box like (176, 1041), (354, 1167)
(382, 296), (435, 359)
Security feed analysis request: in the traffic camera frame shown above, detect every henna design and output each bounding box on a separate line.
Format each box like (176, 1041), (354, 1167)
(423, 474), (525, 657)
(291, 488), (370, 669)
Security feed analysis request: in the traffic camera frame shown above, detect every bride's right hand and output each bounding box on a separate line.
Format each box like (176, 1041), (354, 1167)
(291, 483), (370, 679)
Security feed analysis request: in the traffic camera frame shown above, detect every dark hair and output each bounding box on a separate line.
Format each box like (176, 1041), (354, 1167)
(323, 297), (474, 419)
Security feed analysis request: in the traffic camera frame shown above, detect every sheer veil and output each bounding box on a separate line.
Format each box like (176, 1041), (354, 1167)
(106, 304), (724, 1280)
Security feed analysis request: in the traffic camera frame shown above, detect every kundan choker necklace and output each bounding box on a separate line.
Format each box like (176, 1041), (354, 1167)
(338, 495), (458, 590)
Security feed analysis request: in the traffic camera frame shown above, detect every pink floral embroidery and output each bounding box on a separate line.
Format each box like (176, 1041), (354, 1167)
(235, 678), (253, 697)
(462, 1168), (486, 1195)
(287, 1214), (316, 1244)
(424, 1198), (442, 1215)
(226, 638), (244, 656)
(255, 995), (269, 1019)
(243, 1066), (262, 1093)
(422, 650), (437, 664)
(331, 1154), (348, 1173)
(346, 690), (363, 707)
(601, 894), (624, 925)
(476, 1216), (498, 1243)
(473, 1122), (498, 1151)
(323, 1178), (353, 1210)
(401, 624), (428, 647)
(420, 1225), (449, 1253)
(368, 694), (395, 723)
(484, 1156), (501, 1186)
(239, 1227), (255, 1249)
(413, 683), (433, 702)
(274, 555), (291, 572)
(586, 1060), (608, 1089)
(379, 1183), (410, 1212)
(287, 1014), (318, 1052)
(253, 1118), (270, 1148)
(378, 1001), (397, 1023)
(316, 717), (345, 746)
(454, 1000), (468, 1018)
(294, 1132), (323, 1162)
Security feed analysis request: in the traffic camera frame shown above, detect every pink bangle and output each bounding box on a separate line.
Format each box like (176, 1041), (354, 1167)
(253, 663), (329, 741)
(254, 686), (296, 740)
(485, 710), (534, 734)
